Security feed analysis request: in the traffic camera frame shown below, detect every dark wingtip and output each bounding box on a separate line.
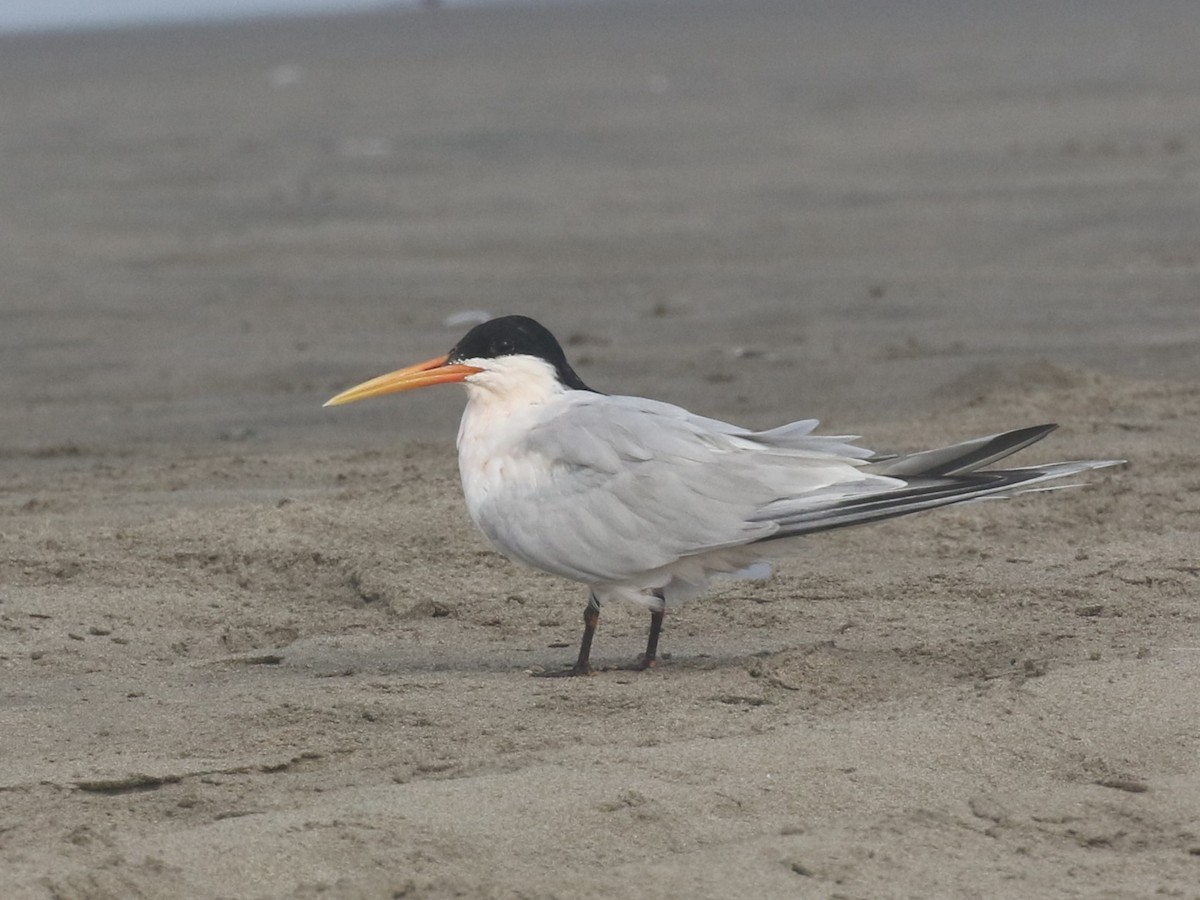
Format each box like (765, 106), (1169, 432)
(866, 423), (1062, 478)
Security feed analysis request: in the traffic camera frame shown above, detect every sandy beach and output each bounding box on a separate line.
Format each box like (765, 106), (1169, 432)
(2, 1), (1199, 896)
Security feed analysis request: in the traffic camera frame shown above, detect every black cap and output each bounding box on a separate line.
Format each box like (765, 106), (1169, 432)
(447, 315), (595, 392)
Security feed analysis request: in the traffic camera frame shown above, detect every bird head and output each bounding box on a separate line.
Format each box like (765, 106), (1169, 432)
(324, 315), (593, 407)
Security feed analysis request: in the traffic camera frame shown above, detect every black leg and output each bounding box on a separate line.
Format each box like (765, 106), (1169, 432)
(536, 592), (599, 677)
(572, 592), (600, 675)
(640, 590), (665, 669)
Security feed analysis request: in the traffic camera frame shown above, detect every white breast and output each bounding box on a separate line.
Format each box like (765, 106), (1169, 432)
(454, 355), (576, 572)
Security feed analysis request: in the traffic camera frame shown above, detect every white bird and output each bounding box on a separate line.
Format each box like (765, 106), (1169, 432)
(326, 315), (1122, 676)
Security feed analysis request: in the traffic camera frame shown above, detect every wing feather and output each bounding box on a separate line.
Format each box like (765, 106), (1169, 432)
(462, 391), (1121, 606)
(480, 394), (878, 584)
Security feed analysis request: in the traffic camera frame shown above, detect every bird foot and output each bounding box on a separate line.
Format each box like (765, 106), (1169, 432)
(529, 654), (660, 677)
(604, 656), (659, 672)
(531, 663), (594, 678)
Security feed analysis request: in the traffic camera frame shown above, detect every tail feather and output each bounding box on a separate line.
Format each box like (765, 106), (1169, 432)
(751, 424), (1123, 541)
(864, 423), (1057, 477)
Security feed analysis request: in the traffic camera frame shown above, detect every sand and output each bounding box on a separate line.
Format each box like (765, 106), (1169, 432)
(2, 1), (1199, 897)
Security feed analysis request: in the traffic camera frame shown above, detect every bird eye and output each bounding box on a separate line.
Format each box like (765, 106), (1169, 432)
(494, 337), (514, 355)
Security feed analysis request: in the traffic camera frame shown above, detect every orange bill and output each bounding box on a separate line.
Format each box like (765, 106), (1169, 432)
(324, 355), (483, 407)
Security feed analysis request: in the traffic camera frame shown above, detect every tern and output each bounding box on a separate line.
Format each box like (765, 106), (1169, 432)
(326, 315), (1121, 676)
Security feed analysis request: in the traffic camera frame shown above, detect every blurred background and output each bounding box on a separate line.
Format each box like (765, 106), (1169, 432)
(0, 1), (398, 34)
(2, 0), (1198, 454)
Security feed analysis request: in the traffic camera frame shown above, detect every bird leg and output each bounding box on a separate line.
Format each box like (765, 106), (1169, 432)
(572, 593), (600, 675)
(639, 591), (666, 669)
(537, 591), (663, 676)
(536, 591), (599, 677)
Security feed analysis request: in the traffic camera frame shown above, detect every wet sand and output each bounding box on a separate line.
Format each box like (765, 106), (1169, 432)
(2, 1), (1199, 896)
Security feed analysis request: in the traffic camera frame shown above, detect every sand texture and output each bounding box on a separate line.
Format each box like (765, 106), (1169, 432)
(2, 1), (1199, 897)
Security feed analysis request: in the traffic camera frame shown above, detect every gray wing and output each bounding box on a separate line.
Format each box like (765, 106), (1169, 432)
(490, 394), (893, 584)
(479, 401), (1121, 587)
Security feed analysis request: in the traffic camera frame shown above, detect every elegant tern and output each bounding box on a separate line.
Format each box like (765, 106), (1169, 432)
(326, 315), (1122, 675)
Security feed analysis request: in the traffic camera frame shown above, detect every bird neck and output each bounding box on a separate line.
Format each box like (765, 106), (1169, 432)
(461, 355), (570, 411)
